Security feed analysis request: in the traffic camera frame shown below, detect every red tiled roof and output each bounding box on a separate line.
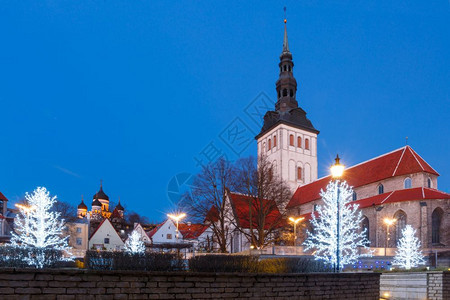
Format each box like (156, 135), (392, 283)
(205, 206), (219, 223)
(0, 192), (8, 202)
(178, 223), (209, 240)
(147, 221), (164, 238)
(229, 192), (283, 229)
(287, 146), (439, 208)
(110, 207), (121, 219)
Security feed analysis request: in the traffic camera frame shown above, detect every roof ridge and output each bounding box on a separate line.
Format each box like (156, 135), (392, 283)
(408, 147), (440, 175)
(345, 146), (407, 172)
(408, 146), (425, 172)
(392, 147), (407, 176)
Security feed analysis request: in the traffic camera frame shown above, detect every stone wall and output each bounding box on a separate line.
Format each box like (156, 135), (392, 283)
(380, 272), (450, 300)
(0, 268), (380, 299)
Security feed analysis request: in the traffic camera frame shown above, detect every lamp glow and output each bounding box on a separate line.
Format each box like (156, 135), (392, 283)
(330, 155), (345, 178)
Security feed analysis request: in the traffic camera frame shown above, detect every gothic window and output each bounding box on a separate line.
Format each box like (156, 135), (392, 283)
(284, 65), (287, 71)
(290, 89), (293, 97)
(432, 208), (443, 244)
(404, 177), (412, 189)
(268, 139), (271, 151)
(283, 89), (287, 97)
(297, 136), (302, 148)
(394, 211), (407, 245)
(305, 139), (310, 150)
(362, 216), (370, 245)
(288, 65), (291, 72)
(378, 184), (384, 194)
(352, 191), (357, 201)
(297, 167), (302, 181)
(273, 136), (277, 147)
(427, 177), (432, 188)
(278, 90), (281, 98)
(289, 134), (294, 146)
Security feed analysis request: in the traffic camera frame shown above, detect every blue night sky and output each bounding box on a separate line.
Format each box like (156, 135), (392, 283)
(0, 1), (449, 222)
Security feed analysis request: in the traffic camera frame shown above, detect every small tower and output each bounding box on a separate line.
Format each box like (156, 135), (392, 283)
(77, 196), (88, 219)
(115, 197), (124, 218)
(91, 196), (102, 220)
(256, 16), (319, 191)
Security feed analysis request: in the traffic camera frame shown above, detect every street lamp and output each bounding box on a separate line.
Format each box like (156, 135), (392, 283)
(15, 203), (35, 213)
(167, 213), (186, 243)
(288, 217), (305, 246)
(384, 218), (396, 257)
(330, 154), (344, 273)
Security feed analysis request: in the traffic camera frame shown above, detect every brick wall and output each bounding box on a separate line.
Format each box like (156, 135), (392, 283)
(0, 268), (380, 299)
(428, 272), (450, 300)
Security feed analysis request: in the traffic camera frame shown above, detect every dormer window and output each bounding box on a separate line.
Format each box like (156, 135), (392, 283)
(404, 177), (412, 189)
(378, 184), (384, 194)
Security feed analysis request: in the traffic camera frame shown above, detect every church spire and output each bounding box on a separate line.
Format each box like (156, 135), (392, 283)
(275, 10), (298, 112)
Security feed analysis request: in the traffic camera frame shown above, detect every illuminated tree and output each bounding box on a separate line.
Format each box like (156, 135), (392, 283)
(304, 181), (372, 270)
(10, 187), (72, 268)
(124, 230), (146, 254)
(393, 225), (425, 270)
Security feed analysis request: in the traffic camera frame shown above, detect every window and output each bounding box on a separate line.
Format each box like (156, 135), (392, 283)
(297, 137), (302, 148)
(378, 184), (384, 195)
(289, 134), (294, 146)
(404, 177), (412, 189)
(104, 238), (110, 244)
(268, 139), (271, 151)
(394, 211), (407, 245)
(76, 238), (82, 246)
(432, 208), (443, 244)
(288, 65), (291, 72)
(305, 139), (310, 150)
(283, 65), (287, 72)
(76, 227), (82, 233)
(427, 177), (432, 188)
(313, 204), (318, 212)
(167, 234), (172, 240)
(297, 167), (302, 181)
(283, 89), (287, 97)
(273, 136), (277, 147)
(362, 217), (370, 245)
(0, 200), (3, 214)
(352, 191), (357, 201)
(290, 89), (293, 97)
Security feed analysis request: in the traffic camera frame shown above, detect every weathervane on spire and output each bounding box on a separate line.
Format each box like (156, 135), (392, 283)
(282, 7), (290, 53)
(284, 6), (287, 24)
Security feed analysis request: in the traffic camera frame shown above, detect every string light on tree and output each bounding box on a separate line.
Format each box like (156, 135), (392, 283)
(10, 187), (72, 268)
(393, 225), (425, 270)
(124, 231), (146, 254)
(304, 155), (372, 271)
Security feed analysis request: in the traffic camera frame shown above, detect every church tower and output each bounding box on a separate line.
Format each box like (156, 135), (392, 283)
(256, 18), (319, 192)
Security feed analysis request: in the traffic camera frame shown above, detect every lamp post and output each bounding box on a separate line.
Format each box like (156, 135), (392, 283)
(384, 218), (396, 257)
(289, 217), (305, 247)
(167, 213), (186, 243)
(330, 154), (345, 273)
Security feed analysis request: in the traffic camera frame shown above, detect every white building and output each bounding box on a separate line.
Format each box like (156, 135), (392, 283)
(88, 218), (124, 251)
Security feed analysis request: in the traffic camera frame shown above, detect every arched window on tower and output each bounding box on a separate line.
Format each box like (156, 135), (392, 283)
(278, 90), (281, 98)
(404, 177), (412, 189)
(394, 211), (407, 245)
(283, 89), (287, 97)
(378, 184), (384, 194)
(289, 134), (294, 146)
(268, 139), (271, 151)
(305, 139), (310, 150)
(297, 167), (302, 181)
(283, 65), (287, 72)
(432, 208), (443, 244)
(297, 136), (302, 148)
(362, 216), (370, 246)
(273, 136), (277, 147)
(427, 177), (432, 188)
(290, 89), (293, 97)
(288, 65), (291, 72)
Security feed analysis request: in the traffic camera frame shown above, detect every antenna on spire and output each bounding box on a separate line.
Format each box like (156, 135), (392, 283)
(100, 179), (103, 188)
(81, 195), (84, 202)
(284, 6), (287, 24)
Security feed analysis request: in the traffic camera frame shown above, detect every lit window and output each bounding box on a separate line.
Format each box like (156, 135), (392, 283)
(297, 167), (302, 181)
(268, 139), (271, 151)
(104, 238), (110, 244)
(289, 135), (294, 146)
(76, 227), (81, 233)
(273, 136), (277, 147)
(76, 238), (82, 246)
(297, 137), (302, 148)
(378, 184), (384, 194)
(404, 178), (412, 189)
(432, 208), (443, 244)
(167, 234), (172, 240)
(305, 139), (310, 150)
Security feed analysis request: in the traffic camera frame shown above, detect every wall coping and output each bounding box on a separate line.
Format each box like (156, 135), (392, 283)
(0, 267), (380, 278)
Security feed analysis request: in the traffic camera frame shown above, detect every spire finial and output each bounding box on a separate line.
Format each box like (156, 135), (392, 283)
(405, 136), (408, 145)
(100, 179), (103, 189)
(81, 195), (84, 203)
(282, 7), (289, 53)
